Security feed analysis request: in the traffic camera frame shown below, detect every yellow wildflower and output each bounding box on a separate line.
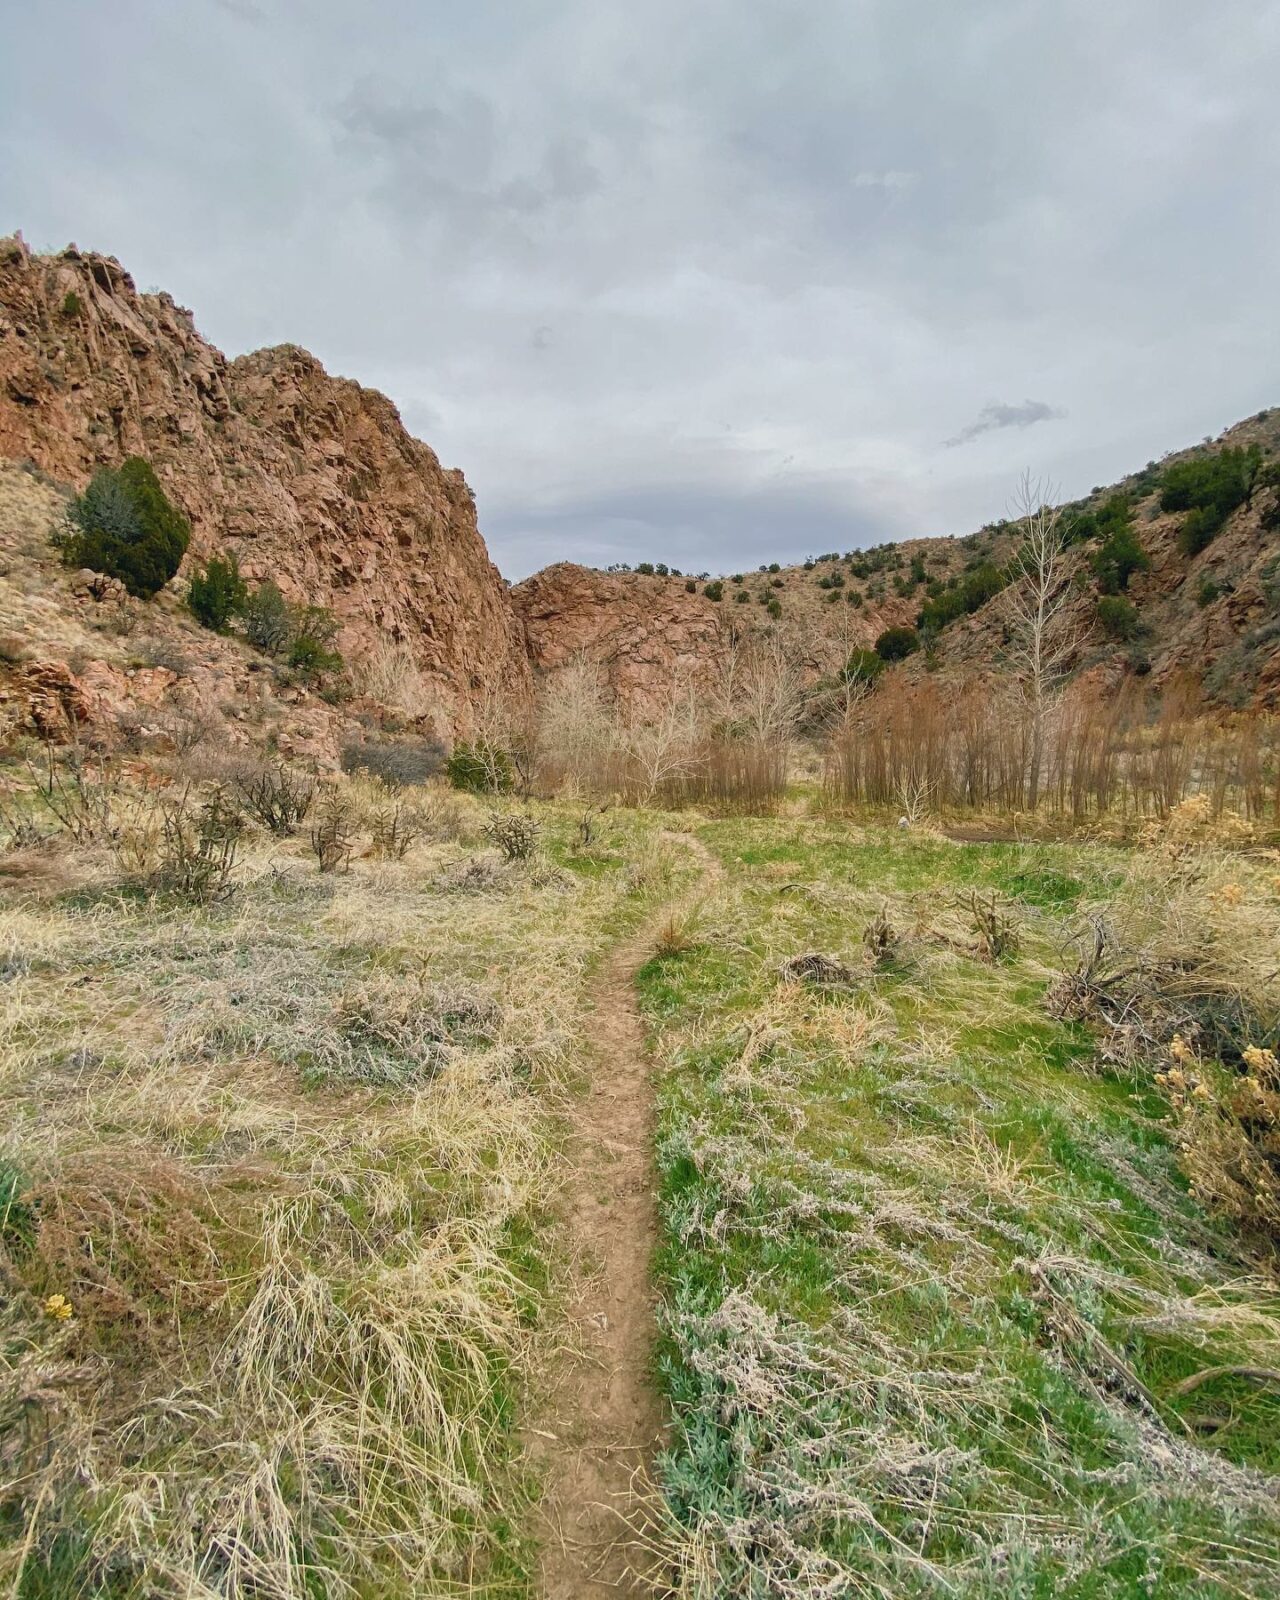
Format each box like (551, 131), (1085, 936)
(1217, 883), (1245, 907)
(42, 1293), (73, 1321)
(1170, 1035), (1194, 1066)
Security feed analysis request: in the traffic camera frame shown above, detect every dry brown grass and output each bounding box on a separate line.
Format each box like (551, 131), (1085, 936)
(0, 766), (676, 1595)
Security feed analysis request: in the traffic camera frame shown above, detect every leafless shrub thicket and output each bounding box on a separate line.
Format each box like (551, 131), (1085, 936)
(535, 632), (801, 812)
(484, 811), (540, 861)
(826, 673), (1280, 823)
(25, 740), (118, 843)
(148, 786), (243, 901)
(234, 760), (316, 835)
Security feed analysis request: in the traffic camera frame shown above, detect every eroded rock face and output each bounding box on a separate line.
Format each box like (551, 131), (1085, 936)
(514, 563), (732, 714)
(513, 561), (932, 715)
(0, 233), (528, 732)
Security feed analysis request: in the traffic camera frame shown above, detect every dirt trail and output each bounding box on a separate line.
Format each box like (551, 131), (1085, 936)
(532, 832), (720, 1600)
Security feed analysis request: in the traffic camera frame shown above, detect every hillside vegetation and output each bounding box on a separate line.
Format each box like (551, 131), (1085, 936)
(517, 407), (1280, 715)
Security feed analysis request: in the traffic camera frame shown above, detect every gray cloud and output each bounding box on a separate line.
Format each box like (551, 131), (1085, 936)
(1, 1), (1277, 578)
(209, 0), (265, 19)
(946, 400), (1067, 448)
(489, 478), (895, 578)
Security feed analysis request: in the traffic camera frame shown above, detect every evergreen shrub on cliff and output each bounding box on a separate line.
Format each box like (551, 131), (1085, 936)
(56, 457), (190, 598)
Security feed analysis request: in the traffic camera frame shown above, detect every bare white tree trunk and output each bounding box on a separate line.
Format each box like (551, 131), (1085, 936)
(1000, 472), (1079, 810)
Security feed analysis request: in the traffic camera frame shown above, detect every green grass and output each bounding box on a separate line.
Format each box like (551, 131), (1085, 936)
(640, 819), (1280, 1598)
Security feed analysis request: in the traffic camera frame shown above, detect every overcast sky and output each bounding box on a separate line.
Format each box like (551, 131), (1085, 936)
(3, 1), (1278, 577)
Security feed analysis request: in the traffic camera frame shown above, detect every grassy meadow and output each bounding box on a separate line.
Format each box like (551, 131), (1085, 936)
(639, 818), (1280, 1598)
(0, 756), (1278, 1599)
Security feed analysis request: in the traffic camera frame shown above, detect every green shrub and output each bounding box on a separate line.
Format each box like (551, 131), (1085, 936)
(241, 581), (293, 654)
(446, 741), (513, 794)
(1084, 498), (1149, 594)
(1197, 577), (1222, 608)
(847, 589), (863, 607)
(187, 551), (247, 632)
(288, 606), (343, 679)
(703, 580), (724, 602)
(1097, 595), (1140, 641)
(767, 562), (781, 573)
(917, 561), (1006, 633)
(61, 290), (83, 319)
(841, 648), (884, 687)
(1160, 446), (1261, 555)
(685, 579), (697, 593)
(735, 590), (750, 604)
(875, 625), (919, 661)
(1091, 525), (1149, 593)
(1178, 507), (1220, 557)
(766, 598), (782, 619)
(56, 457), (190, 598)
(239, 583), (342, 677)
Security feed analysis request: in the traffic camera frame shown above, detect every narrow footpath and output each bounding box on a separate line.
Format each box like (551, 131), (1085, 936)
(532, 833), (720, 1599)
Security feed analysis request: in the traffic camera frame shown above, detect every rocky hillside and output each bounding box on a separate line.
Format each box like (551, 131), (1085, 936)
(1, 232), (1276, 751)
(0, 234), (529, 739)
(924, 409), (1280, 706)
(518, 414), (1280, 714)
(514, 538), (981, 715)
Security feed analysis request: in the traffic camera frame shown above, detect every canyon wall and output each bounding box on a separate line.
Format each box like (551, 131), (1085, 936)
(0, 234), (529, 733)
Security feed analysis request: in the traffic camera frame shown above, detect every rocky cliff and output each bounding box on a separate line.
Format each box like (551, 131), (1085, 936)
(514, 549), (967, 714)
(0, 234), (528, 734)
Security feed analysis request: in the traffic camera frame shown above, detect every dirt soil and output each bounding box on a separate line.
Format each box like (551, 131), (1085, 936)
(532, 832), (720, 1598)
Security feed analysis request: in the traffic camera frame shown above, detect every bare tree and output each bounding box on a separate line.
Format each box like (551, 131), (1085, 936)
(1000, 472), (1080, 809)
(823, 604), (880, 728)
(469, 682), (539, 797)
(735, 628), (806, 748)
(537, 656), (612, 793)
(620, 675), (701, 803)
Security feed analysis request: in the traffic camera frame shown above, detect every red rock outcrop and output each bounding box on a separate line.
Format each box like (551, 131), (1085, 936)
(514, 563), (732, 714)
(0, 234), (528, 733)
(514, 560), (935, 714)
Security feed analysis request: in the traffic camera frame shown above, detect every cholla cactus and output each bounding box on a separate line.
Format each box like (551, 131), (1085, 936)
(484, 811), (540, 862)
